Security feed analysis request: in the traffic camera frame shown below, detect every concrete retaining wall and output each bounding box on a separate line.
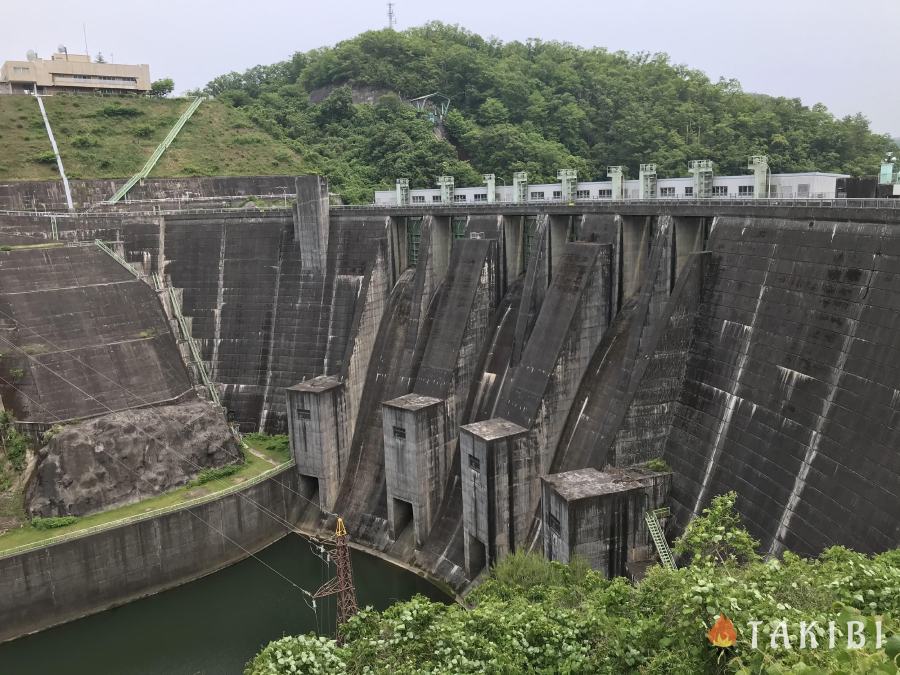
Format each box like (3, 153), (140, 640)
(0, 467), (301, 644)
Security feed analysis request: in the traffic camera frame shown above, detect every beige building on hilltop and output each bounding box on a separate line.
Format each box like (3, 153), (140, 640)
(0, 50), (150, 95)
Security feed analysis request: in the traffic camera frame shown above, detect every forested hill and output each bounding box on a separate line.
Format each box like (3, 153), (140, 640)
(204, 23), (898, 203)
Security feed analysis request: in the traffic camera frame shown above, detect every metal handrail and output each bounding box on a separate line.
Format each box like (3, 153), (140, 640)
(107, 97), (204, 204)
(346, 197), (900, 210)
(0, 460), (294, 561)
(94, 239), (141, 278)
(645, 508), (677, 570)
(167, 286), (220, 406)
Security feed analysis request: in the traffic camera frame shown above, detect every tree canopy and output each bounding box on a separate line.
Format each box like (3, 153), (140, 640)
(150, 78), (175, 98)
(205, 23), (898, 203)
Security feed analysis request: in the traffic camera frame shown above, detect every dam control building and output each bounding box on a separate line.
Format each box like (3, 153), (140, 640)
(0, 49), (151, 95)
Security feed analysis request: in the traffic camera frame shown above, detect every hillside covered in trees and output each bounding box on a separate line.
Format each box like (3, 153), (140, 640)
(204, 23), (898, 203)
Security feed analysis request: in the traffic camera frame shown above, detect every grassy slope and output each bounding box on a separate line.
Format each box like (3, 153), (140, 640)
(0, 435), (290, 553)
(0, 95), (305, 181)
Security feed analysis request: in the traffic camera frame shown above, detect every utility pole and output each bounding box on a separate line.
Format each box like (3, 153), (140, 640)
(387, 3), (396, 30)
(313, 517), (359, 643)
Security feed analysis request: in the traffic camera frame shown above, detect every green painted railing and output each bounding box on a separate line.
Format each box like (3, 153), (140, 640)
(167, 286), (221, 406)
(645, 507), (677, 570)
(107, 97), (203, 204)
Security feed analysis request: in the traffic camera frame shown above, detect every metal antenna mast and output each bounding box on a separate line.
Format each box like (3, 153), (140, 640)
(313, 517), (359, 643)
(387, 3), (396, 29)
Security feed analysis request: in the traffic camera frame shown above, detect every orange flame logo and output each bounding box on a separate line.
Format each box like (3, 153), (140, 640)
(708, 614), (737, 648)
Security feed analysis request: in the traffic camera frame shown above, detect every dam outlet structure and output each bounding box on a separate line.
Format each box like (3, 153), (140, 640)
(0, 174), (897, 621)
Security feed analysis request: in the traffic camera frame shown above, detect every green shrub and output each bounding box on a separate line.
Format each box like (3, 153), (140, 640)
(191, 464), (241, 486)
(645, 457), (671, 472)
(71, 134), (99, 148)
(31, 516), (78, 530)
(134, 124), (155, 138)
(9, 367), (25, 381)
(0, 246), (12, 252)
(98, 104), (143, 118)
(34, 150), (57, 165)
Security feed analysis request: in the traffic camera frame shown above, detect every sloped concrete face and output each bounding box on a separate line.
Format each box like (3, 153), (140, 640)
(665, 217), (900, 556)
(0, 246), (193, 425)
(382, 394), (449, 547)
(542, 467), (671, 576)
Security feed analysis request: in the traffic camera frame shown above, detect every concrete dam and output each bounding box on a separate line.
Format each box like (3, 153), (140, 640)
(0, 176), (898, 596)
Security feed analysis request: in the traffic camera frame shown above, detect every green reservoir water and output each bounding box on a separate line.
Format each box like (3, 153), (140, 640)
(0, 534), (447, 674)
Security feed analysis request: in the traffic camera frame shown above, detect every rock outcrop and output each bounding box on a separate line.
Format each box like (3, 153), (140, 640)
(25, 401), (241, 517)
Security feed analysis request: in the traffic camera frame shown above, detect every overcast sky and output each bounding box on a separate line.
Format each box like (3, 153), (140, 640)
(4, 0), (898, 135)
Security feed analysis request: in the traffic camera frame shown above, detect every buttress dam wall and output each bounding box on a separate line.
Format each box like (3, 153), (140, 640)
(1, 176), (897, 595)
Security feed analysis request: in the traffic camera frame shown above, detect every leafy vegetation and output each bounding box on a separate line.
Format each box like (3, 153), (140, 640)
(644, 457), (671, 473)
(30, 516), (79, 530)
(150, 78), (175, 98)
(204, 23), (898, 203)
(191, 463), (242, 486)
(243, 433), (291, 462)
(245, 493), (899, 674)
(0, 95), (305, 181)
(0, 411), (30, 493)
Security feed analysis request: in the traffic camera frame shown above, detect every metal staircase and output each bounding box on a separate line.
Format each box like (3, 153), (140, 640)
(107, 97), (203, 204)
(645, 507), (677, 570)
(94, 239), (141, 278)
(167, 286), (221, 406)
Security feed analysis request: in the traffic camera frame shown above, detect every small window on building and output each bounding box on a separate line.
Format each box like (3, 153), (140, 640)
(432, 195), (442, 202)
(553, 190), (562, 199)
(454, 194), (467, 202)
(660, 187), (676, 196)
(411, 195), (425, 203)
(468, 454), (481, 471)
(473, 193), (487, 202)
(530, 191), (545, 200)
(598, 189), (612, 198)
(296, 407), (311, 420)
(548, 513), (561, 534)
(797, 184), (810, 197)
(712, 185), (728, 196)
(576, 189), (591, 199)
(738, 185), (754, 196)
(392, 425), (406, 440)
(684, 186), (694, 196)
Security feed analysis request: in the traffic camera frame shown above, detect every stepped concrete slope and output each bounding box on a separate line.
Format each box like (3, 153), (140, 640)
(1, 176), (898, 598)
(0, 245), (193, 425)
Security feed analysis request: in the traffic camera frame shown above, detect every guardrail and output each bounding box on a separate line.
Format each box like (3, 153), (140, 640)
(3, 197), (900, 221)
(0, 460), (295, 561)
(343, 197), (900, 210)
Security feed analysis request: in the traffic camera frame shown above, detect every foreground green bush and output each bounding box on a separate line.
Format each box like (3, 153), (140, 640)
(245, 495), (899, 674)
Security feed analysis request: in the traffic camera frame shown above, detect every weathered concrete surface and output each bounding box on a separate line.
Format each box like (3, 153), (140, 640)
(25, 400), (240, 517)
(0, 176), (297, 211)
(665, 217), (900, 556)
(0, 466), (301, 644)
(0, 245), (194, 424)
(541, 466), (670, 577)
(4, 178), (900, 594)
